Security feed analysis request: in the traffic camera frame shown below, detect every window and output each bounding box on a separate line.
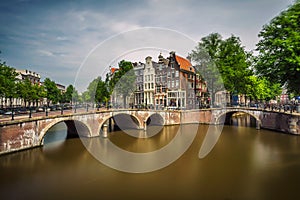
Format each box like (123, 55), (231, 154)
(151, 83), (154, 89)
(175, 71), (179, 77)
(172, 71), (175, 78)
(156, 77), (160, 83)
(171, 80), (174, 88)
(156, 86), (160, 93)
(176, 80), (179, 87)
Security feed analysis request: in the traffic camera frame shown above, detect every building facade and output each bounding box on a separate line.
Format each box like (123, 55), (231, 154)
(16, 69), (41, 85)
(133, 62), (144, 107)
(132, 51), (208, 110)
(143, 56), (156, 107)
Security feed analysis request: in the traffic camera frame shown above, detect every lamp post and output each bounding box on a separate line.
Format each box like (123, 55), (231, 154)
(45, 105), (48, 116)
(11, 105), (14, 121)
(29, 107), (32, 118)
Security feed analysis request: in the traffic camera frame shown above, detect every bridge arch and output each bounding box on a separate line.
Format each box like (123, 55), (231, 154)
(146, 113), (165, 126)
(216, 109), (261, 129)
(98, 113), (142, 134)
(39, 119), (92, 145)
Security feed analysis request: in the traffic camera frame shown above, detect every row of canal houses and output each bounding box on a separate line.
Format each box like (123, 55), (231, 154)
(109, 51), (208, 110)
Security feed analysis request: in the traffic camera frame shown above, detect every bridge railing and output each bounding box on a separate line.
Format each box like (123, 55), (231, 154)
(1, 103), (300, 123)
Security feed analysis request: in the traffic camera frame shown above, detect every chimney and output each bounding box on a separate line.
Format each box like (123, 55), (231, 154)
(186, 55), (191, 62)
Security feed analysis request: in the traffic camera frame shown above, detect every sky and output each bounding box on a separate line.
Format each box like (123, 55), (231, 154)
(0, 0), (294, 92)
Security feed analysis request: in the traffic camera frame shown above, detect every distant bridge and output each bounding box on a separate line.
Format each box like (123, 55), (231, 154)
(1, 107), (299, 154)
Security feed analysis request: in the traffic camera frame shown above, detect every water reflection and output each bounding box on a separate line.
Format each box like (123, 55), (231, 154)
(82, 124), (199, 173)
(1, 119), (300, 199)
(231, 112), (257, 127)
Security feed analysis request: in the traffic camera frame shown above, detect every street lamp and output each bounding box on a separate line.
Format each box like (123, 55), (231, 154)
(11, 105), (14, 120)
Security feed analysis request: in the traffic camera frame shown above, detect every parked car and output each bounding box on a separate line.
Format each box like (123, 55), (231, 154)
(4, 111), (16, 115)
(49, 105), (57, 111)
(0, 109), (5, 115)
(36, 107), (44, 112)
(18, 108), (29, 114)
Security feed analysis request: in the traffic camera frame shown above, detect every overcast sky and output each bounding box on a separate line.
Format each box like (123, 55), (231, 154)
(0, 0), (294, 92)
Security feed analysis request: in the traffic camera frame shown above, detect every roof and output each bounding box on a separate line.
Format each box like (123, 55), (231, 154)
(175, 55), (194, 73)
(110, 67), (119, 74)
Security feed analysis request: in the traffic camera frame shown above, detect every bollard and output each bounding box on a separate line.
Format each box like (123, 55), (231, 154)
(11, 108), (14, 120)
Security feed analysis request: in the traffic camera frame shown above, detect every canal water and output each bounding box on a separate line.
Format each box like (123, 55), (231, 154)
(1, 114), (300, 199)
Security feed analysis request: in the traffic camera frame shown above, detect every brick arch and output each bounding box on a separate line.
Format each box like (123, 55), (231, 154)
(97, 113), (142, 134)
(215, 110), (261, 128)
(39, 119), (92, 145)
(145, 113), (165, 126)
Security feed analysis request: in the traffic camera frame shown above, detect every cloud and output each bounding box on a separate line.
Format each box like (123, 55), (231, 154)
(0, 0), (294, 92)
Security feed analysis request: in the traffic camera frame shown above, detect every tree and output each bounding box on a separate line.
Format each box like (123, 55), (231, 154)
(109, 60), (135, 108)
(246, 76), (282, 102)
(0, 62), (18, 107)
(43, 78), (60, 106)
(95, 78), (109, 106)
(189, 33), (224, 106)
(255, 1), (300, 94)
(63, 85), (78, 104)
(190, 33), (253, 106)
(17, 78), (33, 107)
(86, 77), (99, 104)
(32, 84), (45, 106)
(218, 35), (253, 102)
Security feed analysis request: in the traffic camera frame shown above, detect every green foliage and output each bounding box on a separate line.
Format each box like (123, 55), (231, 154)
(190, 33), (253, 104)
(255, 1), (300, 94)
(84, 76), (110, 106)
(109, 60), (135, 107)
(17, 78), (34, 106)
(189, 33), (224, 103)
(43, 78), (61, 105)
(0, 62), (18, 102)
(63, 84), (79, 104)
(86, 77), (99, 103)
(246, 76), (282, 101)
(218, 35), (253, 95)
(95, 78), (109, 105)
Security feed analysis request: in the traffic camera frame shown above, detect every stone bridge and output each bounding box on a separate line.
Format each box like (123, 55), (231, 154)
(1, 108), (300, 155)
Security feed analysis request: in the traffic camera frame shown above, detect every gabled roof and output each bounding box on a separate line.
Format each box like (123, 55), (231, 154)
(175, 55), (194, 73)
